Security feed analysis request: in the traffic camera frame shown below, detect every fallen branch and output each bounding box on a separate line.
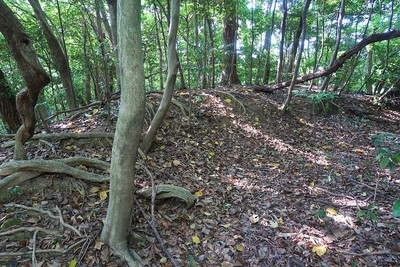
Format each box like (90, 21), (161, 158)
(255, 30), (400, 92)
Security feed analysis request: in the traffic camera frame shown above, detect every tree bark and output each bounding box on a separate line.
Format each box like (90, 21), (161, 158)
(0, 0), (50, 160)
(100, 0), (145, 265)
(221, 1), (240, 86)
(262, 0), (276, 84)
(276, 0), (287, 83)
(281, 0), (311, 113)
(0, 68), (21, 133)
(254, 30), (400, 92)
(319, 0), (345, 91)
(141, 0), (181, 154)
(28, 0), (76, 109)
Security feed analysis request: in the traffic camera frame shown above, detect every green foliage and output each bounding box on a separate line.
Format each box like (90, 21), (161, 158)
(306, 91), (338, 115)
(393, 199), (400, 218)
(369, 133), (400, 172)
(357, 203), (379, 224)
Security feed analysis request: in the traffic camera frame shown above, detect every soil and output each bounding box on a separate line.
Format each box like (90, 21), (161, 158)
(1, 87), (399, 266)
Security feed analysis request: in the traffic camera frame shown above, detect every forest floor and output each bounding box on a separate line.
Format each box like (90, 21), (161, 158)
(1, 86), (400, 267)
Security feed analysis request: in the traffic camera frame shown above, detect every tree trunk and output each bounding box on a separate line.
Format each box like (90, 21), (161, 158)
(276, 0), (287, 83)
(28, 0), (76, 109)
(107, 0), (120, 92)
(101, 0), (145, 265)
(0, 0), (50, 160)
(319, 0), (345, 91)
(141, 0), (181, 154)
(254, 30), (400, 92)
(281, 0), (311, 113)
(248, 0), (255, 85)
(0, 68), (21, 133)
(221, 2), (240, 86)
(207, 18), (215, 88)
(262, 0), (276, 84)
(154, 5), (164, 91)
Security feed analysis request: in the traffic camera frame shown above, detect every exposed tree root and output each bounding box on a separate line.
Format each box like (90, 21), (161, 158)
(1, 132), (114, 148)
(0, 157), (110, 191)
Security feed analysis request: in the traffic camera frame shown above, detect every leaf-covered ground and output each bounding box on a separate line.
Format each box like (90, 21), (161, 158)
(1, 87), (400, 266)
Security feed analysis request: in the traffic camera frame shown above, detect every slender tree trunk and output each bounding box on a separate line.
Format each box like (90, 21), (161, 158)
(95, 0), (111, 97)
(202, 15), (208, 89)
(248, 0), (255, 85)
(107, 0), (120, 91)
(0, 68), (21, 133)
(221, 1), (240, 86)
(154, 5), (164, 91)
(142, 0), (181, 154)
(262, 0), (276, 84)
(276, 0), (287, 83)
(101, 0), (145, 265)
(28, 0), (76, 109)
(319, 0), (345, 91)
(207, 18), (215, 88)
(287, 16), (303, 75)
(0, 0), (50, 160)
(281, 0), (311, 113)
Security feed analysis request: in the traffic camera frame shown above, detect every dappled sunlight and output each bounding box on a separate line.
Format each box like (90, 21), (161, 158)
(232, 119), (331, 166)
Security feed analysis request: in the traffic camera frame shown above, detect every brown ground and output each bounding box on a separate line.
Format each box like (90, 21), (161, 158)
(1, 87), (400, 266)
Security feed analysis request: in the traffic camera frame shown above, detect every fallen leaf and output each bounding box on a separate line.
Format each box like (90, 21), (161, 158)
(312, 245), (327, 256)
(225, 98), (232, 104)
(195, 191), (203, 197)
(99, 191), (108, 200)
(94, 240), (104, 250)
(90, 187), (100, 193)
(326, 208), (337, 215)
(236, 244), (244, 252)
(173, 159), (181, 166)
(159, 257), (167, 264)
(69, 259), (77, 267)
(192, 236), (201, 244)
(269, 220), (279, 228)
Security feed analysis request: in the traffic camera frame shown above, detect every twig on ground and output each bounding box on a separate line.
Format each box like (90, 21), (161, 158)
(337, 249), (400, 256)
(38, 139), (56, 154)
(133, 196), (181, 267)
(32, 229), (39, 267)
(77, 229), (100, 266)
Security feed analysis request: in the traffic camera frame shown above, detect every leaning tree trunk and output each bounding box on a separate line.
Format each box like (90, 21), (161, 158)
(0, 68), (21, 133)
(28, 0), (76, 109)
(0, 0), (50, 160)
(100, 0), (145, 265)
(141, 0), (181, 154)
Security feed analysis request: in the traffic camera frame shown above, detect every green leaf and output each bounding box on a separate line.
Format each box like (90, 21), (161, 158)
(379, 157), (390, 169)
(393, 199), (400, 218)
(368, 211), (378, 223)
